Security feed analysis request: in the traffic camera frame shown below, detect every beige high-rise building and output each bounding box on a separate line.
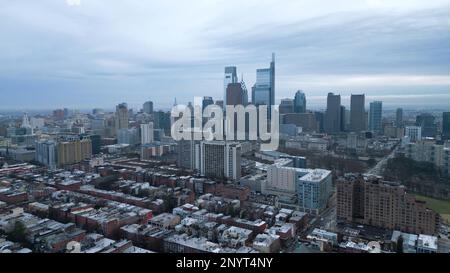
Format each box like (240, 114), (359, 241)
(337, 174), (440, 235)
(57, 138), (92, 167)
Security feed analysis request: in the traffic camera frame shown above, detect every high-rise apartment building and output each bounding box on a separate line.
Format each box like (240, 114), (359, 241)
(350, 94), (366, 132)
(115, 103), (129, 133)
(294, 90), (306, 113)
(265, 159), (332, 214)
(405, 139), (450, 177)
(200, 141), (241, 181)
(337, 174), (440, 235)
(117, 128), (139, 146)
(176, 138), (201, 171)
(140, 122), (154, 145)
(405, 139), (446, 167)
(35, 140), (57, 169)
(56, 138), (92, 167)
(369, 101), (382, 134)
(405, 126), (422, 142)
(324, 93), (341, 134)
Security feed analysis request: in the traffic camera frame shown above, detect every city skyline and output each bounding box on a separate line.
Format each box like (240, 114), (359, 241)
(3, 0), (450, 260)
(1, 0), (450, 110)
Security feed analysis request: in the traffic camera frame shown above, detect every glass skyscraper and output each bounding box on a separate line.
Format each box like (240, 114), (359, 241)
(369, 101), (383, 134)
(294, 90), (306, 113)
(443, 112), (450, 140)
(251, 53), (275, 119)
(202, 96), (214, 111)
(350, 94), (366, 132)
(324, 92), (341, 134)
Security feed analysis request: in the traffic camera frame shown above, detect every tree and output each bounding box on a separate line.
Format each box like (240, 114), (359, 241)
(7, 221), (27, 244)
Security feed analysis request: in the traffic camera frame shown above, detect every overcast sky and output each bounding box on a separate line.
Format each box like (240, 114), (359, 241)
(1, 0), (450, 110)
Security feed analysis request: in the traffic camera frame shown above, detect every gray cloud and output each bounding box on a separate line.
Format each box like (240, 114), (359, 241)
(1, 0), (450, 110)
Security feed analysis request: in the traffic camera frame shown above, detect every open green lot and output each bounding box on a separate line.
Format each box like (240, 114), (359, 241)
(415, 195), (450, 215)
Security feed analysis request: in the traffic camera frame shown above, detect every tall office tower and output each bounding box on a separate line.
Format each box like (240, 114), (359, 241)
(324, 92), (341, 134)
(202, 96), (214, 111)
(200, 141), (241, 181)
(115, 103), (129, 133)
(35, 140), (57, 169)
(91, 118), (106, 136)
(201, 96), (215, 127)
(89, 134), (101, 155)
(224, 66), (238, 105)
(103, 116), (116, 138)
(251, 53), (275, 119)
(279, 99), (295, 114)
(345, 109), (351, 129)
(143, 101), (154, 115)
(225, 82), (250, 140)
(443, 112), (450, 140)
(140, 122), (154, 145)
(405, 126), (422, 142)
(63, 108), (70, 118)
(368, 101), (383, 134)
(240, 78), (249, 106)
(350, 94), (366, 132)
(294, 90), (307, 113)
(53, 109), (65, 121)
(57, 138), (92, 167)
(340, 106), (346, 132)
(337, 174), (440, 235)
(186, 102), (196, 129)
(314, 112), (325, 133)
(416, 113), (437, 138)
(226, 83), (246, 106)
(154, 110), (171, 134)
(282, 112), (318, 132)
(396, 108), (404, 128)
